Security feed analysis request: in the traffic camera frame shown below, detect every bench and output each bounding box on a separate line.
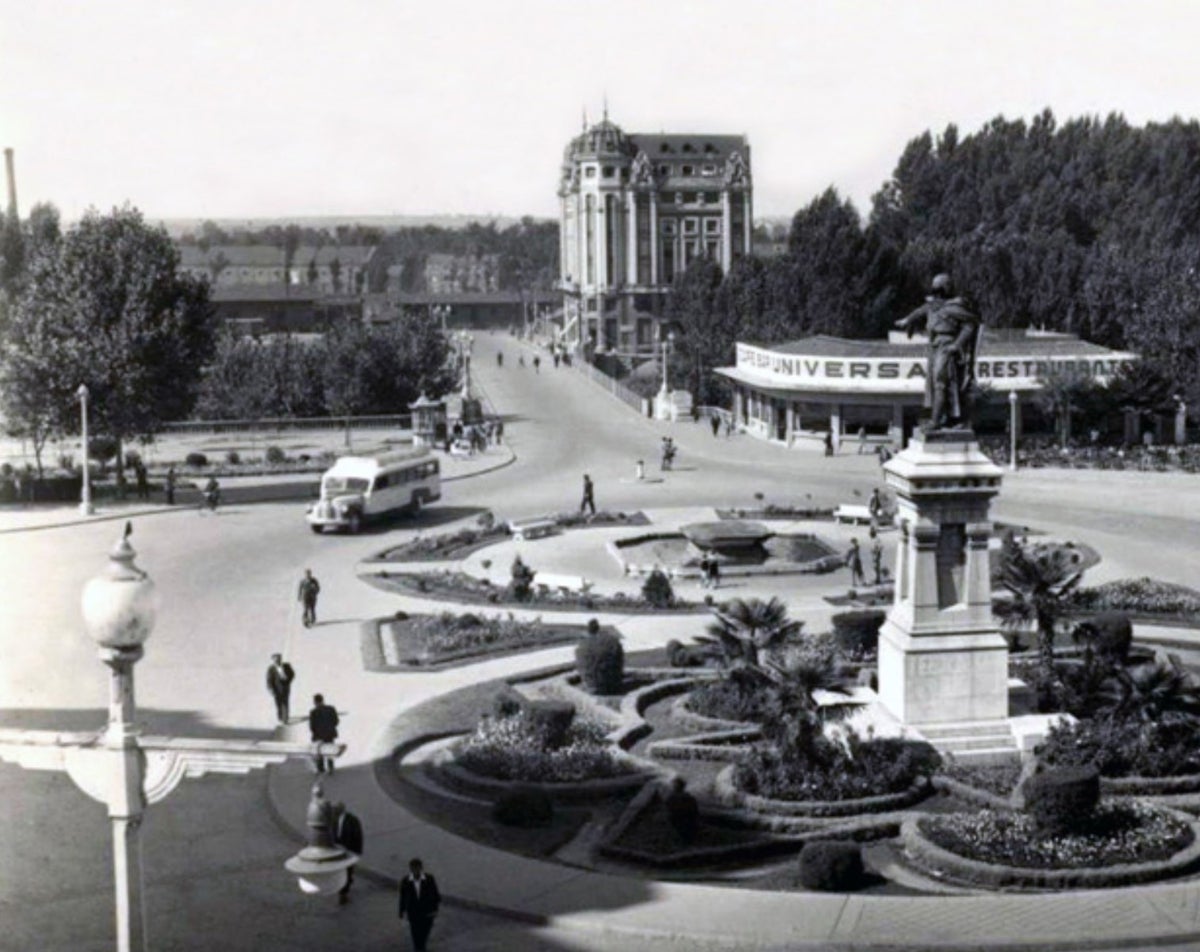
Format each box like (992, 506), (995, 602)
(534, 572), (593, 595)
(509, 517), (557, 542)
(834, 504), (874, 525)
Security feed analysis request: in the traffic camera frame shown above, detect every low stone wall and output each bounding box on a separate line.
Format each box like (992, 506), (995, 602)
(902, 810), (1200, 890)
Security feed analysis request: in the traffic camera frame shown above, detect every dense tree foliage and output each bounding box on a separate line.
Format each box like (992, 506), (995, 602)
(1, 206), (216, 475)
(193, 313), (455, 421)
(666, 110), (1200, 407)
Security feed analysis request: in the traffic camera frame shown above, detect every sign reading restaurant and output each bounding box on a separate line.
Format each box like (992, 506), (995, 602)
(733, 342), (1137, 393)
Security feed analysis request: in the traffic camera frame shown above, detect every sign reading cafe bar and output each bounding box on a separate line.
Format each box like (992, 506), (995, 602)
(734, 340), (1137, 394)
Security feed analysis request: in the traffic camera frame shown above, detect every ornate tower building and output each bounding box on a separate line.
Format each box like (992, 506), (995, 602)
(558, 114), (752, 355)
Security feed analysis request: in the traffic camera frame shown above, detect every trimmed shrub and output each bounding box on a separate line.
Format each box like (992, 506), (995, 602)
(185, 452), (208, 468)
(797, 841), (865, 891)
(88, 435), (120, 467)
(491, 785), (554, 828)
(831, 610), (885, 659)
(225, 450), (241, 465)
(525, 699), (576, 749)
(265, 445), (286, 464)
(576, 629), (624, 694)
(1076, 611), (1133, 663)
(642, 568), (674, 608)
(1025, 765), (1100, 835)
(492, 686), (526, 719)
(586, 617), (601, 636)
(123, 450), (142, 470)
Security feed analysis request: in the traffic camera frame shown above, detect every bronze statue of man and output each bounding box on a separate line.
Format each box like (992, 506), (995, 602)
(895, 274), (981, 430)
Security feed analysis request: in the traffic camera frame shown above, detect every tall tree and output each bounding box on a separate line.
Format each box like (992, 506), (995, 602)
(3, 206), (216, 478)
(667, 255), (726, 403)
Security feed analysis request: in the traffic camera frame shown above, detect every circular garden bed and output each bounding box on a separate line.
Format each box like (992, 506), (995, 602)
(905, 803), (1200, 889)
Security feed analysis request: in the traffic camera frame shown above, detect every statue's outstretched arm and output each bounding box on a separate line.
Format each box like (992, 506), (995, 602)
(895, 303), (929, 337)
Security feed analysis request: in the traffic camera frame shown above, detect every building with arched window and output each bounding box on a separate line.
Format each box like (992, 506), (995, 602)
(557, 114), (752, 356)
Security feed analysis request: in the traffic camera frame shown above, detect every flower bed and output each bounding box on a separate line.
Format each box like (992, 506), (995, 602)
(369, 570), (704, 613)
(1039, 717), (1200, 779)
(716, 764), (929, 818)
(906, 804), (1200, 889)
(453, 712), (636, 783)
(1070, 577), (1200, 618)
(376, 612), (589, 668)
(716, 506), (835, 521)
(733, 736), (940, 806)
(685, 680), (772, 724)
(378, 524), (509, 562)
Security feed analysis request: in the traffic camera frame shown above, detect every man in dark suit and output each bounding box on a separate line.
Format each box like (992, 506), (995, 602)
(266, 654), (295, 725)
(308, 693), (339, 773)
(332, 801), (363, 905)
(399, 857), (440, 951)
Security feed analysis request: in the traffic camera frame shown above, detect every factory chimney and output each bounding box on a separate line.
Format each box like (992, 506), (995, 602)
(4, 148), (16, 220)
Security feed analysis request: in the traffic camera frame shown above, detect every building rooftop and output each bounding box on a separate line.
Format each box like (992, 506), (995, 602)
(758, 332), (1126, 359)
(629, 133), (748, 160)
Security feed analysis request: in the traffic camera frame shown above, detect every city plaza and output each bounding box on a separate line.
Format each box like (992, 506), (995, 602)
(4, 331), (1200, 950)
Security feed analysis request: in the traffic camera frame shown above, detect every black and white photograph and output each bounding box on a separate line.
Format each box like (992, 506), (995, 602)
(3, 2), (1200, 949)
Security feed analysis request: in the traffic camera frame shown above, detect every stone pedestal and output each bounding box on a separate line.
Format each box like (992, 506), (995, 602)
(877, 428), (1009, 728)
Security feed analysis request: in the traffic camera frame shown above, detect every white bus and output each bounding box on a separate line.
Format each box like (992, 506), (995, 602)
(306, 448), (440, 534)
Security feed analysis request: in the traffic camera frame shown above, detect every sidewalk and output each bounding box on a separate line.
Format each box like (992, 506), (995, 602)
(0, 443), (514, 534)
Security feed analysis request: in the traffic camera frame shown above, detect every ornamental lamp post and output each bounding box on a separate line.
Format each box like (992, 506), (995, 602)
(80, 523), (158, 952)
(284, 781), (359, 895)
(1008, 390), (1019, 472)
(77, 383), (94, 515)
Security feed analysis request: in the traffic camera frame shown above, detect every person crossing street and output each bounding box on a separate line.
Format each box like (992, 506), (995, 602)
(298, 568), (321, 628)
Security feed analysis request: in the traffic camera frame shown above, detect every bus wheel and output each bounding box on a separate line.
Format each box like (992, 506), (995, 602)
(348, 512), (362, 534)
(310, 525), (323, 535)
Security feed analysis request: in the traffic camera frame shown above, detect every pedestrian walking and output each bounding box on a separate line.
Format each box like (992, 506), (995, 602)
(134, 460), (149, 500)
(698, 552), (712, 588)
(518, 355), (525, 368)
(333, 802), (364, 905)
(533, 355), (541, 373)
(870, 528), (884, 585)
(496, 351), (503, 367)
(868, 488), (884, 525)
(707, 557), (721, 590)
(399, 858), (441, 952)
(711, 414), (721, 437)
(857, 426), (868, 455)
(495, 420), (504, 445)
(824, 431), (834, 457)
(724, 416), (733, 437)
(309, 693), (340, 773)
(266, 653), (295, 725)
(661, 437), (675, 471)
(845, 539), (866, 587)
(298, 569), (321, 628)
(165, 466), (177, 505)
(553, 352), (561, 368)
(580, 473), (596, 515)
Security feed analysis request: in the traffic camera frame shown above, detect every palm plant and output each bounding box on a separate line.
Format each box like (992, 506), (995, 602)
(758, 654), (850, 764)
(697, 596), (804, 675)
(994, 542), (1085, 684)
(1097, 661), (1200, 727)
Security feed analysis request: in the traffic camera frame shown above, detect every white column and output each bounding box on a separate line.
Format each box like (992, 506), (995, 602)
(649, 195), (659, 285)
(742, 192), (752, 255)
(626, 191), (637, 286)
(721, 191), (733, 269)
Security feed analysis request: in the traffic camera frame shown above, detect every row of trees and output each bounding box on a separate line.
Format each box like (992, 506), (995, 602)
(194, 317), (454, 421)
(668, 111), (1200, 409)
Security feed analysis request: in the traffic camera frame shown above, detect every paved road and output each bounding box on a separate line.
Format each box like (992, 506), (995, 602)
(2, 330), (1200, 950)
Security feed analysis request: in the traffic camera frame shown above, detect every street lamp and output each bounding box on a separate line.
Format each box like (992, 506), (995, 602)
(77, 383), (94, 515)
(458, 331), (474, 398)
(0, 526), (339, 952)
(660, 331), (675, 396)
(284, 781), (359, 894)
(1008, 390), (1019, 472)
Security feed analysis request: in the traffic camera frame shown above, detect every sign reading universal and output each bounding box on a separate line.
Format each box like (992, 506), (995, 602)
(733, 343), (1137, 393)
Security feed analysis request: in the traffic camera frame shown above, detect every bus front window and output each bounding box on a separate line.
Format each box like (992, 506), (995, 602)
(323, 476), (368, 497)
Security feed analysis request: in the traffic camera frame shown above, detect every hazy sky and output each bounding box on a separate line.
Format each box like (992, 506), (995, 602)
(3, 0), (1199, 222)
